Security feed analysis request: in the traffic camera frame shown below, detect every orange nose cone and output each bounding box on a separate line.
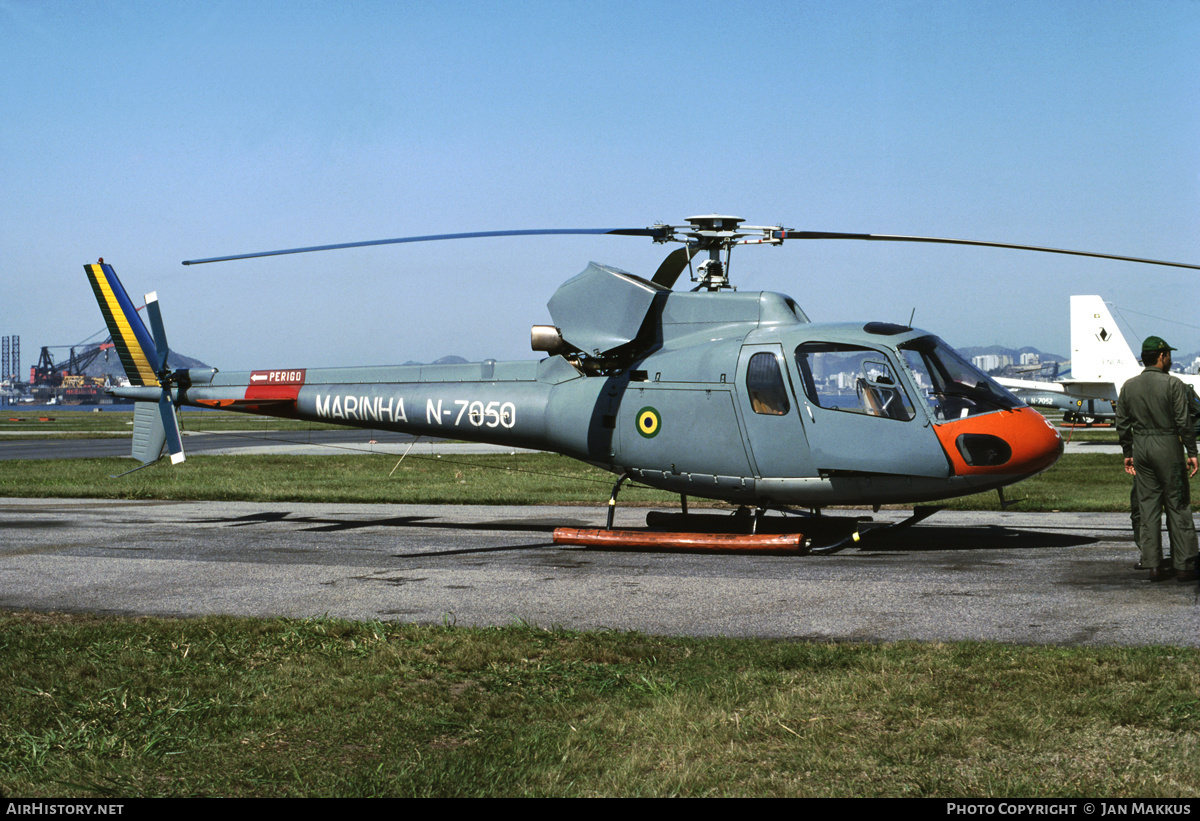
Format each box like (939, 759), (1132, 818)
(933, 406), (1063, 477)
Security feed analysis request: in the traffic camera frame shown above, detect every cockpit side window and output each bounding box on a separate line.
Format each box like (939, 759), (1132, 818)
(746, 352), (791, 416)
(794, 343), (915, 421)
(899, 336), (1023, 420)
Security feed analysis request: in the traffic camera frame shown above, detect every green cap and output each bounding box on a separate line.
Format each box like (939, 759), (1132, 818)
(1142, 335), (1177, 353)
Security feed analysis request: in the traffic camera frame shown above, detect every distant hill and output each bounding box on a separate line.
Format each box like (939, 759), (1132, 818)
(39, 344), (208, 380)
(400, 355), (469, 366)
(49, 346), (471, 380)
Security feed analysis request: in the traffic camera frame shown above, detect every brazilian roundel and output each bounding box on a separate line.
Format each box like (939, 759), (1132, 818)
(636, 406), (661, 439)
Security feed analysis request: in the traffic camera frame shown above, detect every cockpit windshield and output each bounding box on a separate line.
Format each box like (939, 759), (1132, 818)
(899, 336), (1023, 421)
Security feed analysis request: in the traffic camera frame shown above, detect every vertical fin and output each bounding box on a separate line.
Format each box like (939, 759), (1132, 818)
(85, 262), (185, 466)
(125, 402), (184, 470)
(84, 262), (160, 386)
(1070, 295), (1140, 382)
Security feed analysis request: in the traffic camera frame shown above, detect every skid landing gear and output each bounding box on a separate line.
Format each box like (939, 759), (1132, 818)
(809, 505), (945, 555)
(605, 474), (630, 530)
(581, 484), (811, 552)
(585, 479), (942, 555)
(644, 506), (849, 536)
(552, 527), (808, 553)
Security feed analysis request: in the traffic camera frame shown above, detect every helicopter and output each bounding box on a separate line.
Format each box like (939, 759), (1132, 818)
(84, 215), (1200, 540)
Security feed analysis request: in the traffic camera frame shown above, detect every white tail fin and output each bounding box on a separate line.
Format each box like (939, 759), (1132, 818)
(1070, 295), (1141, 383)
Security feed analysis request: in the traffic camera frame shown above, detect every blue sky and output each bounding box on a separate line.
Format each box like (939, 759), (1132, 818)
(3, 0), (1198, 371)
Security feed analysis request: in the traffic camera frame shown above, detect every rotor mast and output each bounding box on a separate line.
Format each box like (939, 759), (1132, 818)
(682, 215), (742, 290)
(650, 215), (793, 291)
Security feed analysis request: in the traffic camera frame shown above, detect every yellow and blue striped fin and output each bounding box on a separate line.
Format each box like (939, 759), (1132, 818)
(84, 262), (160, 387)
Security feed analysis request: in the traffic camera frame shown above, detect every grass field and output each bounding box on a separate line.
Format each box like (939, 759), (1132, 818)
(0, 408), (343, 437)
(0, 408), (1136, 510)
(3, 613), (1199, 798)
(0, 448), (1149, 511)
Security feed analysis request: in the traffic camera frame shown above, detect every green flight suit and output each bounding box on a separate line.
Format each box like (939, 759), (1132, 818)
(1117, 368), (1198, 572)
(1130, 389), (1200, 553)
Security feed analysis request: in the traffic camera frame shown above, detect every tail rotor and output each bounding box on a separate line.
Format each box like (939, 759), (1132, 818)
(143, 291), (185, 465)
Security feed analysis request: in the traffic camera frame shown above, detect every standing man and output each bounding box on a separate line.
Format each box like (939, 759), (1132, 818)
(1117, 336), (1199, 582)
(1129, 388), (1200, 568)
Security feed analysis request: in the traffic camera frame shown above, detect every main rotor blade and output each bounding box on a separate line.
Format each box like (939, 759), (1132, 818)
(651, 245), (700, 288)
(182, 227), (669, 265)
(772, 231), (1200, 270)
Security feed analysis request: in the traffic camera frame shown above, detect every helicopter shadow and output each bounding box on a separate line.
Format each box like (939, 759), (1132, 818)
(181, 509), (1098, 555)
(852, 523), (1097, 553)
(183, 510), (596, 533)
(643, 509), (1100, 554)
(181, 509), (587, 556)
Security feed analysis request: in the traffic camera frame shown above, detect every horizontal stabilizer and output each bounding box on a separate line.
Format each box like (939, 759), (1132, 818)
(998, 376), (1118, 403)
(996, 377), (1067, 394)
(1057, 380), (1120, 402)
(193, 397), (295, 409)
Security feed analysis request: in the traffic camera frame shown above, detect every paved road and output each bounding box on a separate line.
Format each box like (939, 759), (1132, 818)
(2, 498), (1196, 644)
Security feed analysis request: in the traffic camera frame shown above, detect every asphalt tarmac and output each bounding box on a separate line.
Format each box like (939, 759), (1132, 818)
(6, 427), (1193, 644)
(3, 498), (1198, 644)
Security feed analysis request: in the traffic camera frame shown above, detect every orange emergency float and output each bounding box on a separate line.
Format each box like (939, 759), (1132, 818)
(552, 527), (809, 554)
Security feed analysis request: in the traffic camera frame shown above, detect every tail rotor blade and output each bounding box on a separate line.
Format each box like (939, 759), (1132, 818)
(144, 291), (170, 373)
(143, 290), (183, 464)
(158, 392), (185, 465)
